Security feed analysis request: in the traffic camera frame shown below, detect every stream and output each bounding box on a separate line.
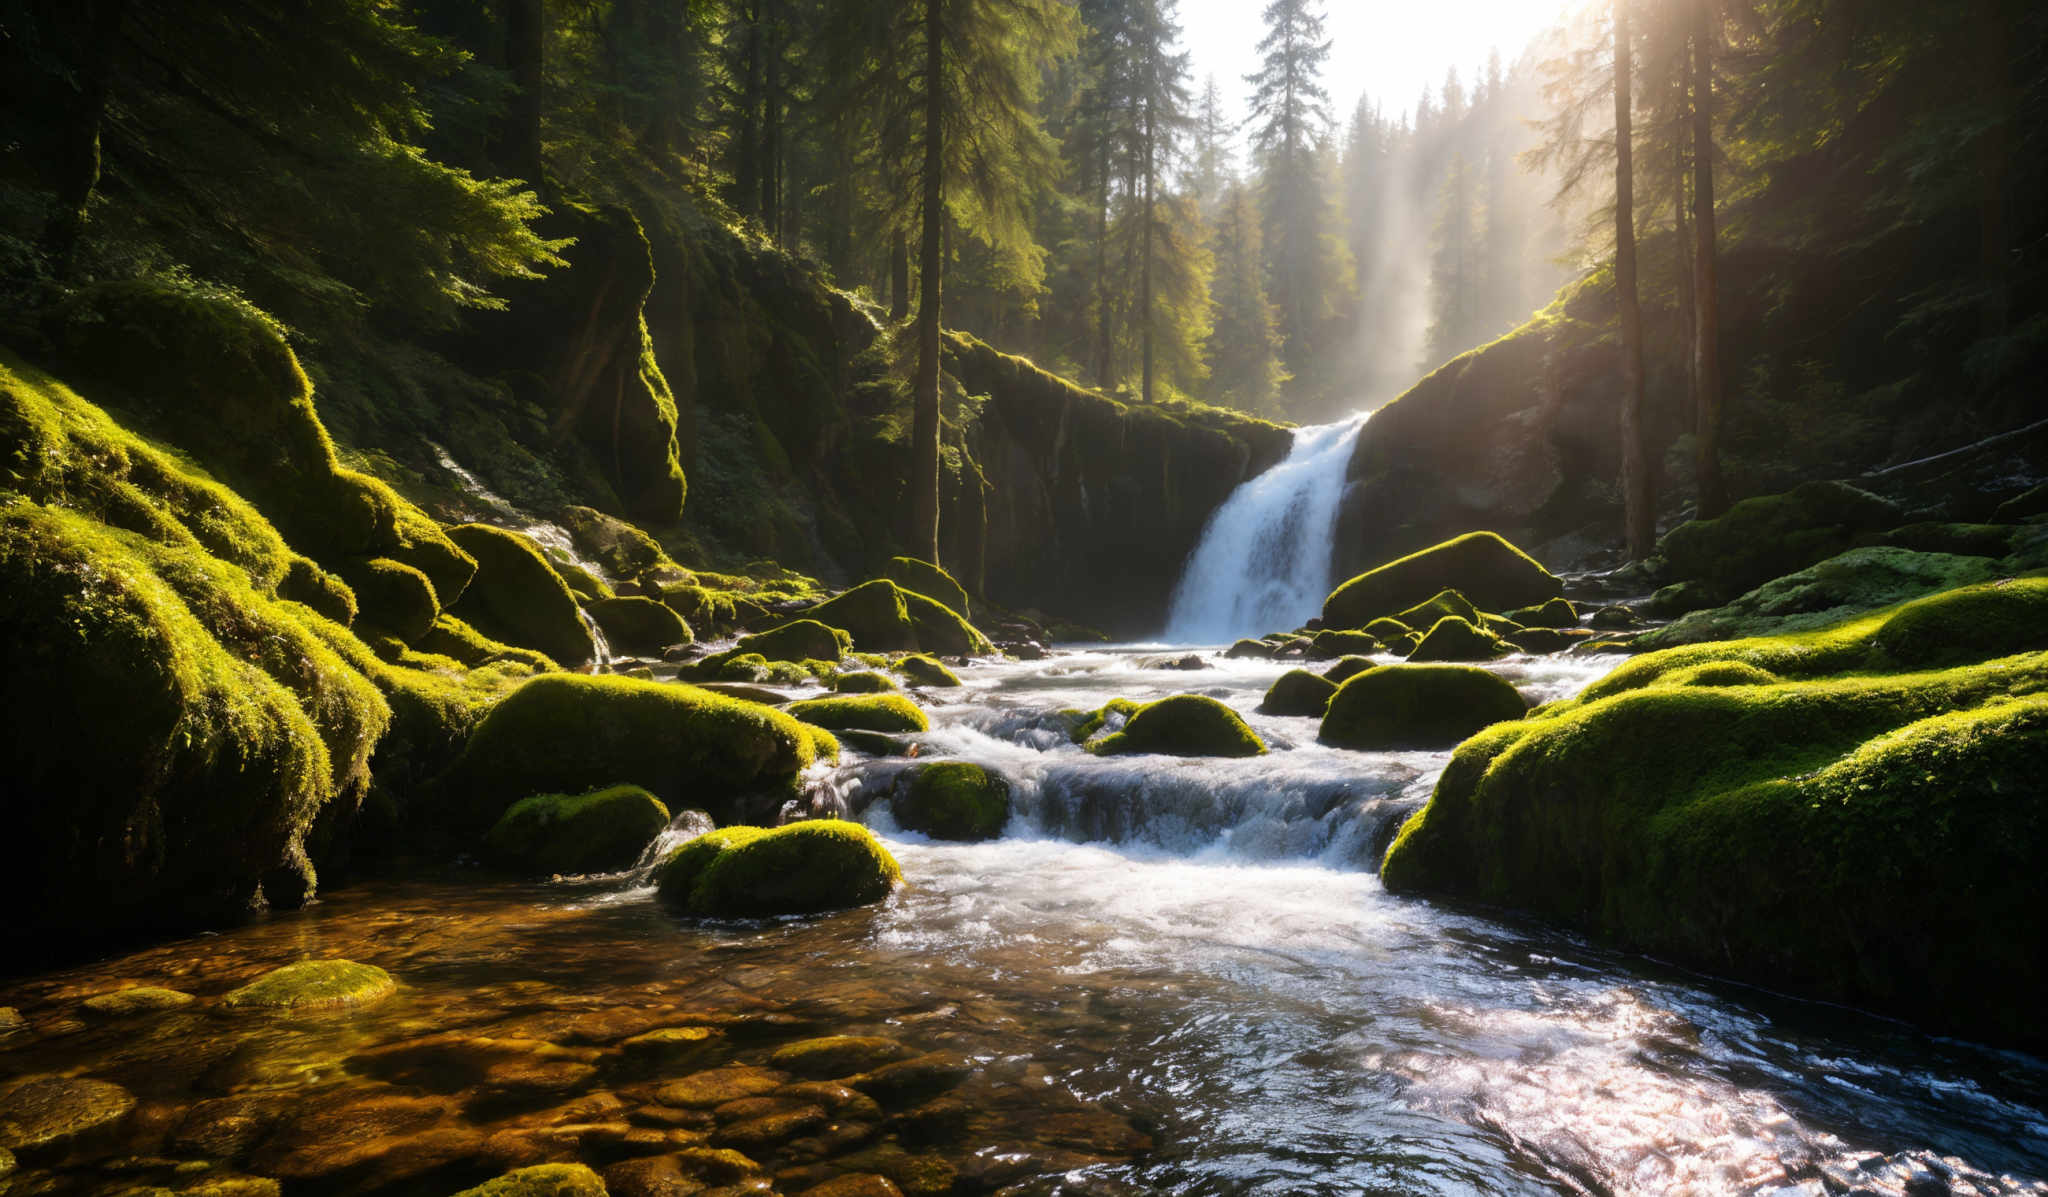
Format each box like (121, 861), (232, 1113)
(3, 647), (2045, 1196)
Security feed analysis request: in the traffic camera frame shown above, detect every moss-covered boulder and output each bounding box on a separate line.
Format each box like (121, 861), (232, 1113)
(1505, 597), (1577, 628)
(1391, 588), (1481, 630)
(482, 785), (672, 875)
(1319, 665), (1525, 750)
(654, 821), (901, 917)
(453, 1164), (607, 1197)
(1407, 616), (1511, 663)
(587, 596), (691, 657)
(895, 763), (1009, 841)
(553, 557), (613, 603)
(1225, 638), (1276, 659)
(806, 579), (992, 656)
(1090, 695), (1265, 758)
(1637, 547), (2005, 650)
(436, 674), (832, 831)
(832, 671), (900, 694)
(738, 619), (852, 664)
(895, 654), (962, 687)
(220, 960), (396, 1014)
(560, 505), (670, 580)
(1309, 629), (1381, 659)
(415, 614), (557, 671)
(1259, 670), (1338, 717)
(338, 556), (439, 643)
(1655, 479), (1902, 597)
(80, 987), (197, 1018)
(1382, 587), (2048, 1048)
(1502, 627), (1587, 654)
(883, 558), (971, 620)
(1325, 533), (1561, 629)
(903, 590), (995, 657)
(1322, 656), (1377, 684)
(785, 694), (930, 735)
(446, 524), (597, 667)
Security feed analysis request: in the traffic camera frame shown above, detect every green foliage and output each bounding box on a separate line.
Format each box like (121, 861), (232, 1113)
(1090, 694), (1266, 758)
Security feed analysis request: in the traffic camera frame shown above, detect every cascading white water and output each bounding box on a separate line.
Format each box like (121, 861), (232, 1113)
(1163, 414), (1368, 643)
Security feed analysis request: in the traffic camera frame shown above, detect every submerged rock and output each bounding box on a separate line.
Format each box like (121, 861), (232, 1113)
(655, 1066), (792, 1109)
(1258, 670), (1338, 717)
(1089, 695), (1266, 758)
(1324, 533), (1562, 630)
(0, 1074), (136, 1152)
(219, 959), (396, 1014)
(587, 596), (691, 657)
(483, 785), (672, 875)
(654, 821), (902, 917)
(1319, 665), (1526, 750)
(80, 986), (196, 1018)
(1407, 616), (1511, 663)
(785, 694), (930, 735)
(894, 762), (1010, 841)
(452, 1163), (607, 1197)
(770, 1036), (915, 1079)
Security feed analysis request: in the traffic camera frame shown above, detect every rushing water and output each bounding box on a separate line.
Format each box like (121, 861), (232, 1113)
(4, 647), (2045, 1197)
(1165, 417), (1368, 644)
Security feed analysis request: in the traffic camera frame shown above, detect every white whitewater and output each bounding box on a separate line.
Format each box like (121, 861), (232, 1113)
(1163, 414), (1368, 643)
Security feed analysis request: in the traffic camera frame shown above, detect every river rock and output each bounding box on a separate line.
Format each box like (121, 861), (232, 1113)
(656, 1067), (792, 1109)
(800, 1175), (906, 1197)
(654, 821), (902, 917)
(1258, 670), (1338, 717)
(81, 986), (196, 1017)
(769, 1036), (915, 1079)
(784, 694), (929, 735)
(882, 557), (972, 620)
(0, 1007), (23, 1036)
(831, 671), (901, 694)
(482, 785), (672, 876)
(1224, 638), (1275, 659)
(219, 959), (395, 1014)
(893, 654), (961, 688)
(1319, 665), (1527, 750)
(453, 1163), (607, 1197)
(1321, 655), (1376, 684)
(1406, 616), (1511, 662)
(446, 523), (597, 667)
(1087, 695), (1265, 758)
(893, 763), (1010, 842)
(844, 1054), (973, 1107)
(168, 1095), (287, 1160)
(735, 619), (852, 664)
(589, 596), (693, 657)
(1308, 629), (1380, 659)
(0, 1074), (136, 1152)
(348, 1032), (603, 1096)
(1324, 533), (1562, 629)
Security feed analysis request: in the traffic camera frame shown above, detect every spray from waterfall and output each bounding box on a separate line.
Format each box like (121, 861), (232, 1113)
(1163, 416), (1368, 643)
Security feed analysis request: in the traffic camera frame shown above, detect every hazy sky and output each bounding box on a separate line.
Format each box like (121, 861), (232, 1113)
(1178, 0), (1572, 138)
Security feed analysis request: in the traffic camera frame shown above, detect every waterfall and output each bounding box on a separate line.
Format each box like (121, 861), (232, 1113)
(1164, 415), (1368, 643)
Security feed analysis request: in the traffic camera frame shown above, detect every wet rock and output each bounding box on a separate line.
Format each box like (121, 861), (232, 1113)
(621, 1025), (726, 1063)
(1319, 665), (1527, 750)
(1133, 653), (1209, 671)
(1258, 670), (1337, 718)
(1321, 655), (1376, 684)
(836, 730), (914, 757)
(826, 1144), (955, 1196)
(892, 655), (960, 688)
(0, 1007), (24, 1036)
(690, 681), (793, 705)
(774, 1083), (882, 1122)
(590, 597), (693, 657)
(1307, 629), (1380, 660)
(1087, 694), (1265, 758)
(0, 1147), (12, 1181)
(348, 1033), (602, 1097)
(482, 786), (672, 876)
(453, 1163), (607, 1197)
(218, 959), (395, 1015)
(0, 1074), (136, 1152)
(655, 1067), (791, 1109)
(783, 694), (929, 735)
(798, 1176), (905, 1197)
(1224, 638), (1275, 660)
(1586, 604), (1642, 630)
(1325, 532), (1563, 629)
(167, 1096), (287, 1160)
(884, 1095), (977, 1146)
(844, 1054), (972, 1107)
(653, 823), (901, 918)
(768, 1036), (914, 1079)
(248, 1092), (463, 1180)
(1406, 616), (1511, 663)
(80, 987), (196, 1017)
(712, 1105), (828, 1151)
(892, 763), (1010, 842)
(830, 671), (899, 694)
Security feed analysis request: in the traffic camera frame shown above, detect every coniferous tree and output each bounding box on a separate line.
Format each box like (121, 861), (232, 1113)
(1204, 180), (1287, 413)
(1246, 0), (1336, 388)
(1614, 0), (1653, 561)
(1689, 0), (1726, 518)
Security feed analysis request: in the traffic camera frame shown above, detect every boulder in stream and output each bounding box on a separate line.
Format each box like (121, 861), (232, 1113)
(1318, 665), (1526, 750)
(1324, 533), (1562, 629)
(1407, 616), (1512, 663)
(894, 654), (961, 687)
(446, 524), (597, 667)
(737, 618), (853, 664)
(1259, 670), (1339, 717)
(586, 596), (692, 657)
(483, 785), (672, 875)
(1088, 695), (1266, 758)
(894, 762), (1011, 841)
(654, 821), (901, 917)
(220, 959), (396, 1015)
(785, 694), (930, 735)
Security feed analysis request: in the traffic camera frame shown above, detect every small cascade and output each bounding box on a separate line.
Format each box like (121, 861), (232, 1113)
(627, 809), (716, 881)
(428, 441), (613, 582)
(1164, 415), (1368, 643)
(579, 607), (613, 671)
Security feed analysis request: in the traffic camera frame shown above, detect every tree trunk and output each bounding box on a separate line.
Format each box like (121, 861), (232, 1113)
(889, 231), (910, 321)
(735, 1), (761, 222)
(1094, 138), (1113, 389)
(1140, 99), (1156, 406)
(1975, 0), (2013, 338)
(1615, 0), (1654, 561)
(32, 0), (128, 275)
(1689, 0), (1726, 519)
(1674, 44), (1695, 426)
(761, 0), (782, 238)
(910, 0), (945, 566)
(500, 0), (546, 185)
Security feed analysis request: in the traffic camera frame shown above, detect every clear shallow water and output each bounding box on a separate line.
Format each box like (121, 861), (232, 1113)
(3, 647), (2045, 1196)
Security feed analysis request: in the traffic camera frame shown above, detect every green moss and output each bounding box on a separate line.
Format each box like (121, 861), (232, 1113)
(785, 694), (930, 734)
(278, 556), (357, 625)
(896, 762), (1010, 841)
(387, 505), (477, 604)
(1380, 638), (2048, 1048)
(1325, 532), (1562, 629)
(895, 654), (962, 687)
(901, 589), (995, 656)
(1091, 694), (1266, 758)
(1640, 547), (2005, 650)
(653, 820), (901, 917)
(80, 986), (197, 1017)
(832, 671), (900, 693)
(1071, 698), (1140, 742)
(588, 596), (691, 657)
(482, 785), (672, 875)
(884, 557), (971, 619)
(1225, 638), (1276, 660)
(1259, 670), (1339, 717)
(1506, 597), (1577, 628)
(1362, 617), (1414, 641)
(1878, 522), (2018, 559)
(219, 960), (396, 1014)
(1322, 655), (1377, 684)
(451, 1164), (606, 1197)
(1392, 589), (1480, 630)
(445, 524), (597, 666)
(1655, 479), (1902, 596)
(737, 618), (852, 663)
(437, 674), (827, 830)
(414, 613), (557, 671)
(1407, 616), (1511, 663)
(338, 556), (439, 642)
(1309, 629), (1381, 659)
(560, 504), (671, 579)
(660, 583), (762, 638)
(553, 558), (613, 602)
(806, 579), (993, 656)
(1319, 665), (1525, 750)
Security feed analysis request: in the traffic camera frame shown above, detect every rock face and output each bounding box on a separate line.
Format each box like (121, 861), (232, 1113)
(1381, 579), (2048, 1049)
(1089, 695), (1266, 758)
(1324, 533), (1562, 631)
(1319, 666), (1526, 750)
(654, 821), (901, 917)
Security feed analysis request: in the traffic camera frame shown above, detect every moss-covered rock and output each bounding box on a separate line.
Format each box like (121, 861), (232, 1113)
(1322, 656), (1377, 684)
(1319, 665), (1525, 750)
(1502, 627), (1589, 654)
(1391, 589), (1481, 630)
(338, 556), (439, 643)
(902, 589), (995, 657)
(415, 614), (557, 671)
(1225, 638), (1276, 660)
(1655, 479), (1902, 597)
(482, 785), (672, 875)
(1407, 616), (1511, 663)
(1068, 698), (1140, 743)
(653, 821), (901, 917)
(1381, 594), (2048, 1048)
(80, 986), (197, 1018)
(1877, 522), (2019, 559)
(895, 762), (1009, 841)
(895, 654), (962, 687)
(832, 671), (900, 694)
(278, 556), (357, 625)
(1638, 547), (2006, 650)
(560, 504), (670, 580)
(769, 1035), (915, 1078)
(553, 558), (613, 603)
(1259, 670), (1338, 717)
(220, 960), (396, 1014)
(785, 694), (930, 735)
(1505, 597), (1577, 628)
(452, 1163), (607, 1197)
(446, 524), (597, 667)
(883, 557), (971, 620)
(437, 674), (832, 831)
(738, 619), (852, 664)
(806, 579), (991, 656)
(1325, 532), (1562, 629)
(1090, 695), (1266, 758)
(588, 596), (691, 657)
(1308, 629), (1381, 659)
